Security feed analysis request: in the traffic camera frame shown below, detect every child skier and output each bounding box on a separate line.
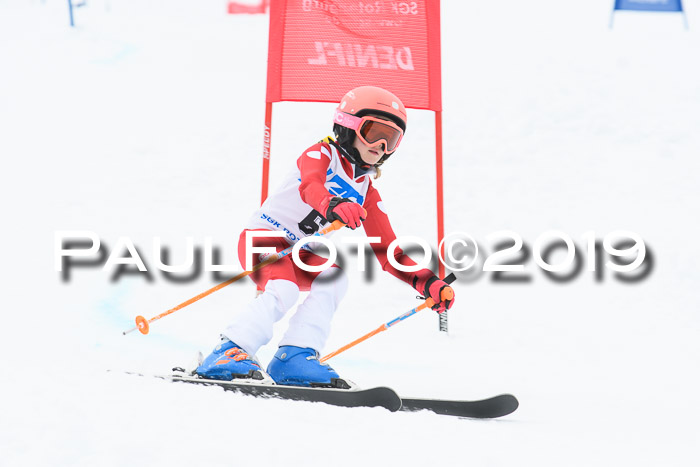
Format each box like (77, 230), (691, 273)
(196, 86), (455, 387)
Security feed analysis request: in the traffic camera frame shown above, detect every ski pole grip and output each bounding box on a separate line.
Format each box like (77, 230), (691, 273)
(439, 273), (456, 302)
(319, 220), (344, 235)
(440, 286), (454, 302)
(329, 220), (345, 231)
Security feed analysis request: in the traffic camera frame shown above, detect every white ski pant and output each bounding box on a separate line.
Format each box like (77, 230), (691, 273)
(222, 268), (348, 356)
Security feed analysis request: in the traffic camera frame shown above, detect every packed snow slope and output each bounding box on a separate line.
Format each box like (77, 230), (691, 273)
(1, 0), (699, 466)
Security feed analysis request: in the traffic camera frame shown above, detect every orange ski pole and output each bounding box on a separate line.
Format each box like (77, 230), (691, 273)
(123, 220), (344, 336)
(321, 274), (456, 363)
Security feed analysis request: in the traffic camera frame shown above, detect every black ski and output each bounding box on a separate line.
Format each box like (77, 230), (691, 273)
(400, 394), (519, 419)
(164, 373), (518, 418)
(169, 373), (403, 412)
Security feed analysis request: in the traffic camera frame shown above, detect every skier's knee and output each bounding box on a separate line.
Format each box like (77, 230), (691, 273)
(266, 279), (300, 312)
(312, 267), (348, 304)
(331, 268), (348, 302)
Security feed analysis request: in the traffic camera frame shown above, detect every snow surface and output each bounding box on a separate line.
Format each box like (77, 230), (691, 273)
(1, 0), (699, 465)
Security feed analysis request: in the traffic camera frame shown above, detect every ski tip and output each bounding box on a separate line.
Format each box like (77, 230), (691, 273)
(501, 393), (518, 405)
(493, 393), (519, 417)
(399, 393), (520, 419)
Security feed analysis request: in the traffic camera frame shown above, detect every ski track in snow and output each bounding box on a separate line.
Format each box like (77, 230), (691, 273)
(1, 0), (699, 465)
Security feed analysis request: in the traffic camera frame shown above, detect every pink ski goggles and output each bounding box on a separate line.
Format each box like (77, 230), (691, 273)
(334, 110), (404, 153)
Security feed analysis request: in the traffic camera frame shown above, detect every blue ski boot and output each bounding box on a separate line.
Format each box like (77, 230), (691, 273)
(266, 346), (348, 388)
(196, 338), (263, 381)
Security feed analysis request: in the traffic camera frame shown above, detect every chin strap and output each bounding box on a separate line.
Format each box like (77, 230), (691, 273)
(325, 137), (378, 178)
(325, 137), (366, 166)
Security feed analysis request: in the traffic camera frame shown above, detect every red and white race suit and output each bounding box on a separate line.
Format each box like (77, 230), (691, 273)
(242, 140), (431, 287)
(225, 139), (434, 355)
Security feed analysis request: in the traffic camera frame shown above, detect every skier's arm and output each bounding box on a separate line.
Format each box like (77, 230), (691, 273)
(297, 143), (336, 216)
(363, 186), (455, 312)
(298, 143), (366, 229)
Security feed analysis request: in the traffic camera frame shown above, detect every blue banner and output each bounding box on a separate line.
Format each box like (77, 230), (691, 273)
(614, 0), (684, 12)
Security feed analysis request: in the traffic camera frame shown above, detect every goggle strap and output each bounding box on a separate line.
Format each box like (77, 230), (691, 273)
(333, 110), (362, 131)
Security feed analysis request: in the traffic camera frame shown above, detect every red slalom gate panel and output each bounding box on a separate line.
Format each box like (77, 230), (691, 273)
(265, 0), (442, 110)
(261, 0), (447, 329)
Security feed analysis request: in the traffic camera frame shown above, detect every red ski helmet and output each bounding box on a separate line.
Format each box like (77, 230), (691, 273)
(332, 86), (407, 167)
(336, 86), (407, 131)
